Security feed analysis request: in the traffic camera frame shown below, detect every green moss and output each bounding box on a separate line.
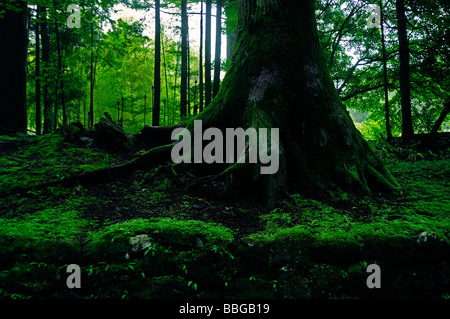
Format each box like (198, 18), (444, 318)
(247, 214), (450, 265)
(0, 206), (89, 266)
(87, 218), (235, 260)
(0, 133), (116, 193)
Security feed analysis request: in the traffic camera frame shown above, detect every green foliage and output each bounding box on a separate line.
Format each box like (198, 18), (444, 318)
(317, 0), (450, 137)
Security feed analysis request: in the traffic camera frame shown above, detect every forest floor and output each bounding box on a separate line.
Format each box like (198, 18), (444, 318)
(0, 131), (449, 299)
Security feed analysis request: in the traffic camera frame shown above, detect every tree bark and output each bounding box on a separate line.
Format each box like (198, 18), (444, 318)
(189, 0), (400, 207)
(0, 1), (28, 134)
(153, 0), (161, 126)
(396, 0), (414, 140)
(213, 0), (222, 98)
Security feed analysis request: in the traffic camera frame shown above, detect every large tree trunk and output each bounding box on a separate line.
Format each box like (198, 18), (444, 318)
(0, 1), (28, 134)
(189, 0), (400, 207)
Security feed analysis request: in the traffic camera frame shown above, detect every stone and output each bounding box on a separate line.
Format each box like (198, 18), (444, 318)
(415, 231), (442, 246)
(130, 234), (153, 253)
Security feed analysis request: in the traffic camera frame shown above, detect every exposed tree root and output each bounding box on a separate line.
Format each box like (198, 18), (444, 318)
(1, 143), (175, 197)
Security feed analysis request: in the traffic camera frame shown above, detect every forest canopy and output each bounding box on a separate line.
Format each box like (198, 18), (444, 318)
(0, 0), (447, 137)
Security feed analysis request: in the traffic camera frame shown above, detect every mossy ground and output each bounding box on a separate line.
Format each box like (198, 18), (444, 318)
(0, 133), (449, 299)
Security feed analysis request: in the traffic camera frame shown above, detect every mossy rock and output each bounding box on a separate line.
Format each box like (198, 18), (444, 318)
(87, 218), (235, 262)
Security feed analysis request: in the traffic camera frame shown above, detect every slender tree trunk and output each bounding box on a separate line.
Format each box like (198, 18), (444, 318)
(180, 0), (188, 119)
(55, 20), (67, 126)
(90, 19), (95, 129)
(396, 0), (413, 139)
(213, 0), (222, 98)
(121, 96), (124, 127)
(194, 79), (198, 115)
(0, 1), (28, 134)
(199, 0), (204, 113)
(380, 0), (392, 140)
(188, 16), (191, 116)
(117, 100), (120, 123)
(54, 69), (58, 130)
(41, 7), (51, 134)
(173, 42), (180, 124)
(162, 30), (170, 125)
(191, 0), (399, 207)
(153, 0), (161, 126)
(205, 0), (212, 107)
(35, 6), (42, 135)
(83, 93), (86, 127)
(144, 94), (147, 126)
(77, 99), (80, 123)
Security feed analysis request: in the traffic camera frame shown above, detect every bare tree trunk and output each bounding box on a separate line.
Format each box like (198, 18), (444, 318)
(55, 19), (67, 126)
(180, 0), (188, 119)
(396, 0), (414, 139)
(35, 6), (42, 135)
(162, 29), (170, 125)
(173, 42), (180, 124)
(144, 94), (147, 126)
(199, 0), (204, 113)
(90, 19), (94, 129)
(41, 7), (51, 134)
(153, 0), (161, 126)
(205, 0), (212, 107)
(380, 0), (392, 141)
(188, 16), (191, 116)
